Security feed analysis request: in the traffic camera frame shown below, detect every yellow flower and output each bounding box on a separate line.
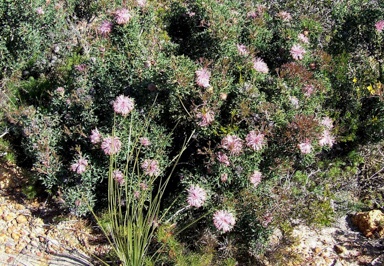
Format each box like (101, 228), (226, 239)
(372, 117), (377, 122)
(353, 77), (357, 83)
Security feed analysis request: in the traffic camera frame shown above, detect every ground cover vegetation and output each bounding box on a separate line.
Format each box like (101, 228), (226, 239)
(1, 0), (384, 264)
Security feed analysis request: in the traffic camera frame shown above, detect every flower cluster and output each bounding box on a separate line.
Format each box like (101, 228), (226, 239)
(141, 159), (160, 177)
(246, 131), (265, 151)
(302, 85), (315, 97)
(35, 7), (44, 15)
(113, 170), (125, 185)
(113, 95), (134, 116)
(139, 137), (151, 147)
(298, 33), (309, 44)
(187, 185), (207, 208)
(236, 44), (249, 56)
(221, 135), (243, 155)
(298, 140), (312, 154)
(250, 170), (262, 187)
(98, 21), (113, 36)
(376, 20), (384, 32)
(319, 130), (335, 147)
(196, 108), (215, 127)
(216, 151), (230, 166)
(114, 9), (132, 25)
(90, 129), (101, 144)
(71, 158), (88, 174)
(213, 210), (236, 233)
(195, 68), (211, 88)
(101, 136), (122, 155)
(321, 117), (333, 129)
(277, 11), (292, 22)
(252, 58), (269, 74)
(290, 44), (306, 60)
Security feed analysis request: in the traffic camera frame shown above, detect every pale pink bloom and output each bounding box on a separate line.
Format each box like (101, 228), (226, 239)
(319, 130), (335, 147)
(113, 95), (134, 116)
(221, 173), (228, 182)
(186, 11), (195, 17)
(98, 21), (113, 36)
(139, 137), (151, 147)
(290, 44), (306, 60)
(236, 44), (249, 56)
(187, 185), (207, 208)
(262, 213), (273, 227)
(289, 96), (299, 109)
(302, 85), (315, 96)
(140, 182), (148, 190)
(277, 11), (292, 22)
(221, 135), (243, 155)
(246, 131), (265, 151)
(257, 5), (266, 14)
(137, 0), (146, 7)
(56, 87), (64, 95)
(247, 11), (258, 18)
(195, 68), (211, 88)
(101, 136), (122, 155)
(250, 170), (262, 187)
(298, 140), (312, 154)
(213, 210), (236, 232)
(113, 170), (125, 185)
(298, 33), (309, 44)
(71, 158), (88, 174)
(321, 117), (333, 129)
(196, 109), (215, 127)
(36, 7), (44, 15)
(376, 20), (384, 32)
(75, 64), (86, 72)
(216, 151), (230, 167)
(252, 58), (269, 74)
(141, 159), (160, 177)
(134, 191), (140, 198)
(90, 128), (102, 144)
(114, 9), (132, 25)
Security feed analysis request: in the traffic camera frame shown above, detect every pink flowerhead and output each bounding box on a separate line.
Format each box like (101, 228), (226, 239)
(196, 109), (215, 127)
(113, 170), (125, 185)
(140, 182), (148, 190)
(216, 151), (230, 167)
(213, 210), (236, 233)
(247, 11), (258, 18)
(302, 85), (315, 97)
(290, 44), (306, 60)
(250, 170), (262, 187)
(90, 128), (102, 144)
(71, 158), (88, 174)
(246, 131), (265, 151)
(319, 130), (335, 148)
(139, 137), (151, 147)
(321, 117), (333, 129)
(187, 185), (207, 208)
(221, 173), (228, 182)
(134, 191), (140, 198)
(221, 135), (243, 155)
(36, 7), (44, 15)
(236, 44), (249, 56)
(376, 20), (384, 32)
(137, 0), (147, 7)
(114, 9), (132, 25)
(298, 33), (309, 44)
(298, 140), (312, 154)
(195, 68), (211, 88)
(98, 21), (113, 36)
(141, 159), (160, 177)
(113, 95), (134, 116)
(56, 87), (65, 95)
(101, 136), (122, 155)
(277, 11), (292, 22)
(289, 96), (299, 109)
(252, 58), (269, 74)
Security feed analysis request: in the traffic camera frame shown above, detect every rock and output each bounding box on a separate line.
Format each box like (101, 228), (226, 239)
(15, 204), (24, 210)
(6, 257), (14, 263)
(351, 210), (384, 238)
(334, 244), (347, 254)
(314, 247), (322, 254)
(11, 232), (21, 242)
(16, 214), (28, 224)
(3, 214), (14, 222)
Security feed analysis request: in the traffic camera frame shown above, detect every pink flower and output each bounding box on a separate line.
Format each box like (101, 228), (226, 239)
(247, 11), (258, 18)
(101, 136), (122, 155)
(252, 58), (269, 74)
(221, 135), (243, 155)
(262, 213), (273, 227)
(196, 109), (215, 127)
(140, 182), (148, 190)
(36, 7), (44, 15)
(298, 33), (309, 44)
(290, 44), (306, 60)
(141, 159), (160, 177)
(137, 0), (146, 7)
(213, 210), (236, 232)
(113, 170), (125, 185)
(319, 130), (335, 147)
(250, 170), (262, 187)
(246, 131), (265, 151)
(56, 87), (64, 95)
(321, 117), (333, 129)
(302, 85), (315, 97)
(71, 158), (88, 174)
(134, 191), (140, 198)
(139, 137), (151, 147)
(114, 9), (132, 25)
(187, 185), (207, 208)
(113, 95), (134, 116)
(98, 21), (113, 36)
(376, 20), (384, 32)
(277, 11), (292, 22)
(298, 140), (312, 154)
(90, 128), (102, 144)
(216, 152), (230, 167)
(221, 173), (228, 182)
(195, 68), (211, 88)
(236, 44), (249, 56)
(289, 96), (299, 109)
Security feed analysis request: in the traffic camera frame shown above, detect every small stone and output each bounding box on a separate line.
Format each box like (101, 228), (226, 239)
(31, 240), (39, 247)
(36, 251), (42, 257)
(314, 247), (322, 254)
(39, 236), (45, 243)
(334, 244), (347, 254)
(11, 232), (20, 242)
(4, 214), (14, 222)
(5, 246), (13, 254)
(16, 215), (28, 224)
(0, 233), (7, 244)
(7, 257), (14, 263)
(15, 204), (24, 210)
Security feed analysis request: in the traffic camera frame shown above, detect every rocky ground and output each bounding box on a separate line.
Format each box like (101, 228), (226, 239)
(1, 161), (383, 266)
